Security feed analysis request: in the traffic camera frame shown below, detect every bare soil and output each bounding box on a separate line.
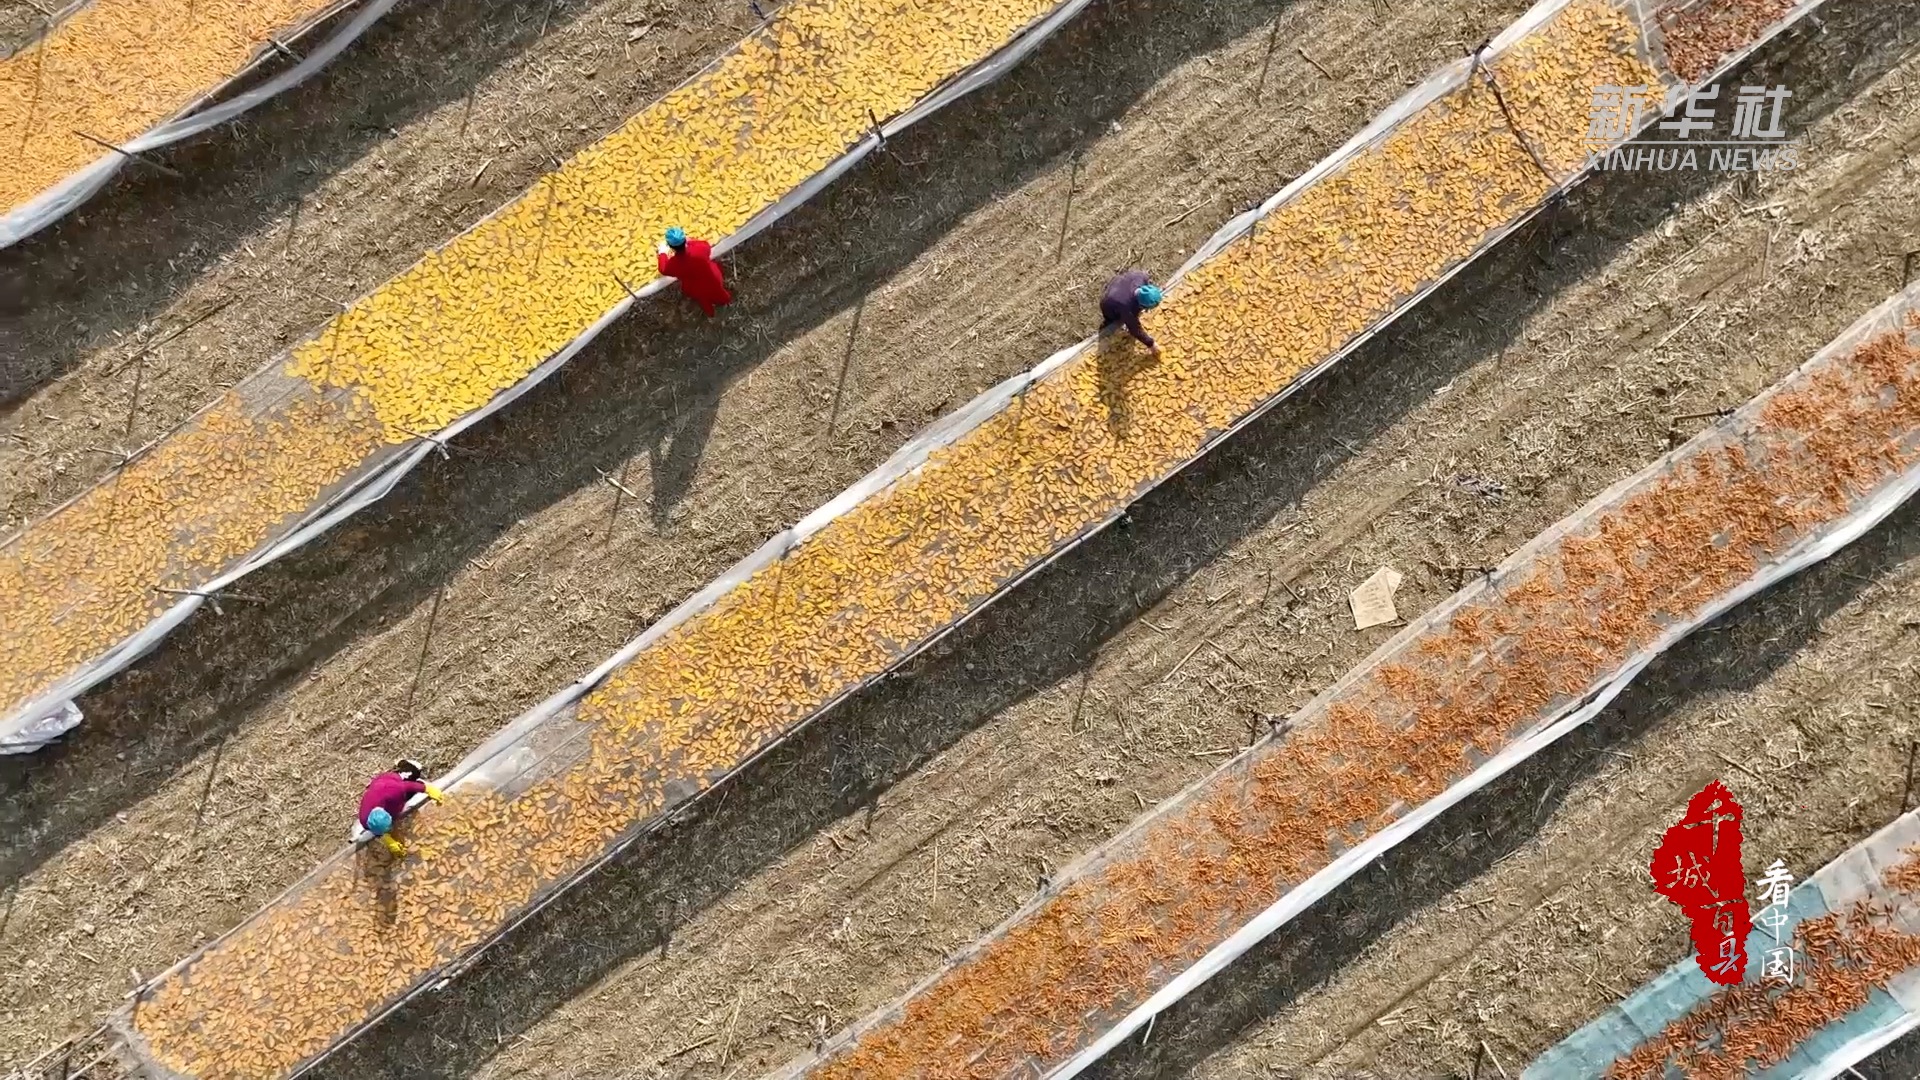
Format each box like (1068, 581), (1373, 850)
(1, 10), (45, 59)
(5, 0), (1919, 1078)
(418, 3), (1920, 1079)
(0, 0), (756, 528)
(1, 0), (1525, 1066)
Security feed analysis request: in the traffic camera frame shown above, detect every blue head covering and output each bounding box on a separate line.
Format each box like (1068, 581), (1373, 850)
(1135, 283), (1164, 309)
(365, 807), (394, 835)
(665, 226), (688, 249)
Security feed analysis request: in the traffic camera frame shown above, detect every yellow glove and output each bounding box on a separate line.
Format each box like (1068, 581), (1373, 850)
(423, 783), (445, 803)
(380, 835), (406, 856)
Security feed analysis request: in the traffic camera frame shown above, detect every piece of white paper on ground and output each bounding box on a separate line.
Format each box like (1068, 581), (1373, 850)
(1350, 566), (1404, 629)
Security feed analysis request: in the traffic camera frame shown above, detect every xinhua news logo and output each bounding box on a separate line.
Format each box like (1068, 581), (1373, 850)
(1586, 83), (1802, 172)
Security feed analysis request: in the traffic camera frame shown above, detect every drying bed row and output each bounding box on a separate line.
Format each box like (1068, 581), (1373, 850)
(786, 284), (1920, 1078)
(1530, 810), (1920, 1079)
(0, 0), (1081, 749)
(102, 1), (1747, 1076)
(0, 0), (373, 241)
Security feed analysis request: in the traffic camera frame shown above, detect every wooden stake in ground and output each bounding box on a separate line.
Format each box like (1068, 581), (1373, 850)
(1056, 152), (1079, 262)
(766, 535), (801, 620)
(285, 193), (303, 255)
(1297, 45), (1335, 80)
(70, 130), (183, 178)
(191, 732), (231, 838)
(1480, 1039), (1510, 1080)
(1903, 738), (1918, 813)
(109, 378), (141, 443)
(1006, 379), (1034, 456)
(826, 297), (867, 436)
(1467, 43), (1555, 183)
(603, 459), (636, 539)
(404, 583), (447, 712)
(23, 43), (46, 147)
(531, 179), (558, 275)
(1255, 11), (1284, 100)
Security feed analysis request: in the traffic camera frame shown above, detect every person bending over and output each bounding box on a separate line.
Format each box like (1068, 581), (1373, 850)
(357, 757), (444, 856)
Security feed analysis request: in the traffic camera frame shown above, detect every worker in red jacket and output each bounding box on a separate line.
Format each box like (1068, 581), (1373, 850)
(657, 226), (732, 316)
(356, 757), (444, 856)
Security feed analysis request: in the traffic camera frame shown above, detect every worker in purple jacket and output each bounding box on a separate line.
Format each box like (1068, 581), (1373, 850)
(1099, 269), (1164, 351)
(356, 757), (444, 856)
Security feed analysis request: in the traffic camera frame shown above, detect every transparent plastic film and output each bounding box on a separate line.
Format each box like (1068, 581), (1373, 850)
(784, 279), (1920, 1080)
(0, 0), (1095, 755)
(1527, 808), (1920, 1079)
(0, 0), (391, 248)
(96, 0), (1825, 1076)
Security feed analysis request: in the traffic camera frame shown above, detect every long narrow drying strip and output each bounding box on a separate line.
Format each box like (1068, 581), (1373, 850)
(0, 0), (1089, 751)
(0, 0), (393, 246)
(1528, 810), (1920, 1080)
(777, 287), (1920, 1079)
(98, 2), (1751, 1077)
(100, 0), (1814, 1074)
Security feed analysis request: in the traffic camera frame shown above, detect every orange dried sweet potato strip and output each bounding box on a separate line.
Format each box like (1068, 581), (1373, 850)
(123, 5), (1659, 1078)
(1659, 0), (1799, 83)
(1606, 843), (1920, 1079)
(0, 0), (1072, 737)
(0, 0), (350, 215)
(793, 306), (1920, 1078)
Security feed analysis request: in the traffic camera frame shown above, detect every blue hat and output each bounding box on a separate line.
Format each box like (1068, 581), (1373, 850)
(1135, 283), (1164, 309)
(365, 807), (394, 835)
(665, 226), (687, 249)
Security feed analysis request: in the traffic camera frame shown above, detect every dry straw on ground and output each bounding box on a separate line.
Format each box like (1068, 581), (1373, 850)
(1606, 845), (1920, 1080)
(796, 318), (1920, 1077)
(0, 0), (1066, 733)
(126, 4), (1659, 1077)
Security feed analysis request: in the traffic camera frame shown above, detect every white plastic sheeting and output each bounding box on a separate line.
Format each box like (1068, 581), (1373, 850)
(0, 0), (397, 249)
(1051, 294), (1920, 1080)
(104, 0), (1637, 1066)
(1527, 809), (1920, 1079)
(787, 282), (1920, 1080)
(773, 1), (1859, 1075)
(0, 0), (1097, 753)
(93, 0), (1830, 1070)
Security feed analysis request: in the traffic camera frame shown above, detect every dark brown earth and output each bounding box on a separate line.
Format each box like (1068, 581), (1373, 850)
(6, 0), (1920, 1077)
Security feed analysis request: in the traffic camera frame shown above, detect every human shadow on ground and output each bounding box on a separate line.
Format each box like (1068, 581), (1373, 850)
(298, 7), (1917, 1072)
(0, 0), (1316, 893)
(0, 0), (713, 408)
(1086, 497), (1920, 1080)
(1095, 330), (1161, 439)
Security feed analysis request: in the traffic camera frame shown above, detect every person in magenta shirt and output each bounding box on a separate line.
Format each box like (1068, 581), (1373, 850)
(357, 758), (444, 856)
(657, 226), (733, 317)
